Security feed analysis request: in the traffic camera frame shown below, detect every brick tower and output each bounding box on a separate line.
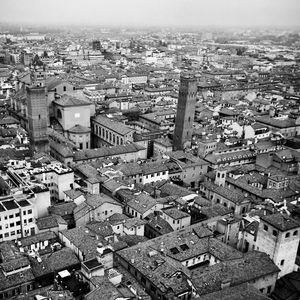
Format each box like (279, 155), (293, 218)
(173, 74), (197, 151)
(27, 86), (49, 153)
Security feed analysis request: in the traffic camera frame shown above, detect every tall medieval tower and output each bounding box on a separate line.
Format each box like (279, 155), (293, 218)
(173, 74), (197, 151)
(27, 86), (49, 153)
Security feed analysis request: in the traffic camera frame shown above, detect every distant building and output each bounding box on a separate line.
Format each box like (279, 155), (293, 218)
(173, 74), (197, 150)
(92, 40), (101, 51)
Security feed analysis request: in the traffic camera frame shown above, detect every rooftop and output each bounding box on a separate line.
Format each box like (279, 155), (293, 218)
(191, 251), (280, 296)
(261, 213), (300, 231)
(54, 94), (90, 107)
(93, 115), (134, 136)
(162, 207), (190, 220)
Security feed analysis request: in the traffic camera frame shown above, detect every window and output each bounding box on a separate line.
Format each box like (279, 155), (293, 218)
(272, 230), (278, 237)
(280, 259), (285, 266)
(4, 233), (9, 238)
(57, 109), (62, 119)
(28, 209), (32, 214)
(285, 232), (290, 238)
(267, 285), (272, 294)
(9, 214), (13, 219)
(10, 223), (14, 227)
(23, 211), (26, 215)
(263, 224), (268, 231)
(294, 230), (298, 236)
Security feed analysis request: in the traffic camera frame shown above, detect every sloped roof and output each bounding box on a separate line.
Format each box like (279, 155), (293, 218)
(68, 124), (91, 134)
(54, 94), (90, 107)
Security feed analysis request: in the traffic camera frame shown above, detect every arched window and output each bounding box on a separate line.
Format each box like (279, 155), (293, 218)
(285, 232), (290, 238)
(63, 86), (66, 92)
(294, 230), (298, 236)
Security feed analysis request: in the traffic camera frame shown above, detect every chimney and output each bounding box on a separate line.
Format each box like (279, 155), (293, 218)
(221, 279), (231, 289)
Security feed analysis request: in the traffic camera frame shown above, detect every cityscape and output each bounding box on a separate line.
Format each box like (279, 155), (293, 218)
(0, 0), (300, 299)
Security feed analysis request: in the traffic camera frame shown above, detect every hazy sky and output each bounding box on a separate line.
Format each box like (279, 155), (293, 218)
(1, 0), (300, 28)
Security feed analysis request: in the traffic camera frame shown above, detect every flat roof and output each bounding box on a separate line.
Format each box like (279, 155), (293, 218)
(2, 200), (18, 210)
(82, 258), (102, 270)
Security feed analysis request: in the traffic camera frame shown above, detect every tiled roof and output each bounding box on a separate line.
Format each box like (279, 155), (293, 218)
(159, 183), (195, 198)
(61, 227), (106, 260)
(1, 257), (30, 273)
(48, 201), (77, 216)
(255, 116), (296, 128)
(102, 178), (131, 193)
(108, 213), (130, 226)
(146, 213), (174, 235)
(74, 143), (145, 161)
(54, 94), (90, 107)
(36, 215), (67, 230)
(46, 77), (63, 90)
(127, 193), (157, 215)
(19, 231), (57, 247)
(117, 223), (243, 297)
(123, 217), (147, 229)
(0, 267), (34, 290)
(201, 204), (232, 218)
(162, 207), (190, 220)
(68, 124), (91, 133)
(93, 115), (134, 135)
(85, 193), (121, 208)
(49, 140), (73, 158)
(86, 221), (114, 238)
(201, 181), (249, 205)
(85, 276), (123, 300)
(191, 251), (280, 296)
(30, 248), (80, 278)
(64, 189), (84, 200)
(261, 213), (300, 231)
(198, 282), (271, 300)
